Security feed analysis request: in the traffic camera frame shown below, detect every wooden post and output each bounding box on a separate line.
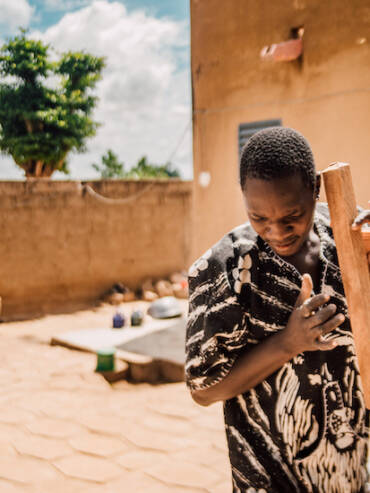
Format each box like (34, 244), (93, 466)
(322, 162), (370, 408)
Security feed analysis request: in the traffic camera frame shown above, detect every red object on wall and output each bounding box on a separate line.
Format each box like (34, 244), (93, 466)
(260, 38), (303, 62)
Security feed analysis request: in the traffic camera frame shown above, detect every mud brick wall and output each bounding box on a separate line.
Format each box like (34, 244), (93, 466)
(191, 0), (370, 258)
(0, 179), (192, 319)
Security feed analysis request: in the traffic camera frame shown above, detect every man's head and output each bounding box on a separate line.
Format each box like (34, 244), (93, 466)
(240, 126), (316, 193)
(240, 127), (320, 257)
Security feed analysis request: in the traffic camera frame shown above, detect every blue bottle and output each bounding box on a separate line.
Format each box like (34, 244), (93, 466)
(112, 311), (125, 329)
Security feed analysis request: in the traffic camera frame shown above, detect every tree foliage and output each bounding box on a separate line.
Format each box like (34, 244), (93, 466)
(92, 150), (180, 179)
(0, 30), (105, 177)
(92, 149), (125, 179)
(126, 156), (180, 179)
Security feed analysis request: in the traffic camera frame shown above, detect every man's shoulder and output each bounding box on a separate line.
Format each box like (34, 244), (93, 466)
(315, 201), (363, 227)
(315, 202), (333, 234)
(188, 223), (258, 283)
(315, 202), (330, 221)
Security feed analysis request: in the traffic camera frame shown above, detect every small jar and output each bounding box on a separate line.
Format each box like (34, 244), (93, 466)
(131, 310), (144, 327)
(112, 312), (125, 329)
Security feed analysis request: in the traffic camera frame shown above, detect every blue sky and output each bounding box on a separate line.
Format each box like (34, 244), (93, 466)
(0, 0), (192, 179)
(29, 0), (189, 29)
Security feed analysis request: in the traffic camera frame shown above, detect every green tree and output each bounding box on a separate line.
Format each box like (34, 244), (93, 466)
(92, 153), (181, 179)
(0, 30), (105, 177)
(92, 149), (125, 178)
(125, 156), (180, 179)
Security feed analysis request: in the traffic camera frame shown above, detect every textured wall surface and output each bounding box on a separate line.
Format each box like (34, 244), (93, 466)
(0, 179), (192, 319)
(191, 0), (370, 259)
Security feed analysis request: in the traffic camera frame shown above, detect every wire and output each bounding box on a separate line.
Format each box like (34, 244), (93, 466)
(166, 117), (192, 164)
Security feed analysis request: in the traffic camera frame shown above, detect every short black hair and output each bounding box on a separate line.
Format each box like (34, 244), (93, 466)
(239, 127), (316, 191)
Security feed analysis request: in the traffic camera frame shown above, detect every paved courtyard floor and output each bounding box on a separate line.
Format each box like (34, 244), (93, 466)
(0, 304), (231, 493)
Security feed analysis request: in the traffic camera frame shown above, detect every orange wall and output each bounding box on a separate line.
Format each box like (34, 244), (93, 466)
(0, 180), (192, 320)
(191, 0), (370, 259)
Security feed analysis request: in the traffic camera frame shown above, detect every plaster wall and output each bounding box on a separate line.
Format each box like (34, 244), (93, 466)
(0, 179), (192, 319)
(191, 0), (370, 259)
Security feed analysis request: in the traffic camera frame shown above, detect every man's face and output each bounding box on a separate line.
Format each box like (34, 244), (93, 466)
(242, 174), (316, 257)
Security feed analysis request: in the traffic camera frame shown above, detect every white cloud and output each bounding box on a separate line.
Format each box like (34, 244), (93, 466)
(0, 0), (34, 35)
(0, 0), (192, 180)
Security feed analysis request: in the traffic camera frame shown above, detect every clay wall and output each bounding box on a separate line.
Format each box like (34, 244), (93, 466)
(0, 179), (192, 319)
(191, 0), (370, 259)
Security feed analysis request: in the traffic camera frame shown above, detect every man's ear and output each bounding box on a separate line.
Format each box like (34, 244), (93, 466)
(315, 173), (321, 200)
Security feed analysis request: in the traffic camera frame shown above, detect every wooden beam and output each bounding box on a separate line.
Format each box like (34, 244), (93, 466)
(362, 230), (370, 253)
(322, 162), (370, 408)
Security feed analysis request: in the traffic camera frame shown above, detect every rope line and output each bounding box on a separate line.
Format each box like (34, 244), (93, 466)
(82, 182), (156, 205)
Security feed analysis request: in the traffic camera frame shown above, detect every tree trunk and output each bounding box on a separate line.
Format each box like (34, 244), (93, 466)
(16, 154), (67, 178)
(34, 160), (43, 177)
(23, 160), (54, 178)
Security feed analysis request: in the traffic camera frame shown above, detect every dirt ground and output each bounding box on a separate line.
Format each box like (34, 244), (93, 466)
(0, 302), (231, 492)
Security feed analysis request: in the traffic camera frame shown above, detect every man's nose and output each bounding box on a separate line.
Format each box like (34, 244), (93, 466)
(266, 222), (292, 239)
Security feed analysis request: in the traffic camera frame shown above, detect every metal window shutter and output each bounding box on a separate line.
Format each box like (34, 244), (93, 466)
(238, 119), (282, 156)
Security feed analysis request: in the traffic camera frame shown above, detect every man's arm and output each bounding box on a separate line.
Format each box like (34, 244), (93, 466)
(192, 330), (292, 406)
(191, 274), (345, 406)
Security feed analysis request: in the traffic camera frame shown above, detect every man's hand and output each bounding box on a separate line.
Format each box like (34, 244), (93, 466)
(281, 274), (345, 356)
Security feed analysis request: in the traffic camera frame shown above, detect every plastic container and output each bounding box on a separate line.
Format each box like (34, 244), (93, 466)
(131, 310), (144, 326)
(112, 312), (125, 329)
(95, 347), (116, 372)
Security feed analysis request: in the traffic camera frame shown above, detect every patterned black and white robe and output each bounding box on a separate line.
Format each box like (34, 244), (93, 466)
(186, 203), (369, 493)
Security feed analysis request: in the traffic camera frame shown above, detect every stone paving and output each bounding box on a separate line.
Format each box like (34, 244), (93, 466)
(0, 305), (231, 492)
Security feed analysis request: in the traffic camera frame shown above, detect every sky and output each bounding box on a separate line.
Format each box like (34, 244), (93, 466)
(0, 0), (192, 180)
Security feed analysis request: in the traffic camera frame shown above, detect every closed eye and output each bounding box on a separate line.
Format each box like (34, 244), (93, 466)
(250, 216), (266, 222)
(250, 213), (304, 223)
(284, 213), (304, 222)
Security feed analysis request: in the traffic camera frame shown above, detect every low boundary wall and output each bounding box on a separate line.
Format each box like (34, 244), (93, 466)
(0, 179), (193, 320)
